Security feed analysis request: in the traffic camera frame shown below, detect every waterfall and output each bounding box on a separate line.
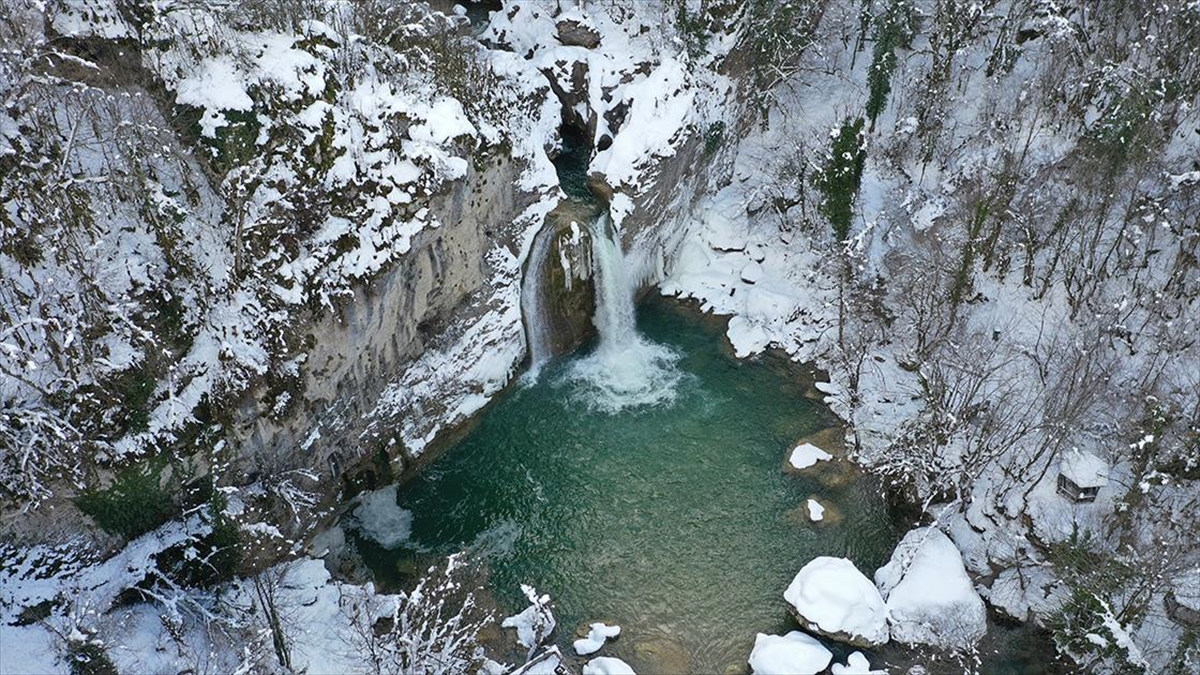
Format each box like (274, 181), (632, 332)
(521, 226), (555, 383)
(590, 213), (640, 356)
(564, 213), (681, 412)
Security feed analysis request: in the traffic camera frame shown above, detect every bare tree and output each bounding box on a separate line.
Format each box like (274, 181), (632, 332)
(340, 554), (494, 675)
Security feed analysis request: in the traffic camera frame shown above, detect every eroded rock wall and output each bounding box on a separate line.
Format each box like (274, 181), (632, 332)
(233, 150), (536, 480)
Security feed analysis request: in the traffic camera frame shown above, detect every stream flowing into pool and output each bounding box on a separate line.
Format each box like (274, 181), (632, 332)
(352, 296), (900, 673)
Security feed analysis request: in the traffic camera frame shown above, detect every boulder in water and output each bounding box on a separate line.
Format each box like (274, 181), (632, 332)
(582, 656), (635, 675)
(784, 557), (890, 648)
(786, 442), (833, 472)
(747, 631), (832, 675)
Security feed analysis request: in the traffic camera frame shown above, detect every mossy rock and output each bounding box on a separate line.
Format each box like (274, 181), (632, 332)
(807, 460), (861, 490)
(534, 202), (600, 356)
(791, 427), (848, 457)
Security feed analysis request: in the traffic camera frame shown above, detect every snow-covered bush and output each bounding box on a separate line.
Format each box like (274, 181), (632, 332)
(341, 554), (494, 675)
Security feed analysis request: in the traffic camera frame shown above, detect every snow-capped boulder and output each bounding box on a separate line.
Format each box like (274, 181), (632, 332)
(740, 261), (764, 284)
(503, 585), (557, 654)
(875, 527), (987, 650)
(805, 499), (826, 522)
(574, 622), (621, 655)
(582, 656), (636, 675)
(832, 651), (885, 674)
(787, 442), (833, 471)
(747, 631), (832, 675)
(784, 557), (890, 648)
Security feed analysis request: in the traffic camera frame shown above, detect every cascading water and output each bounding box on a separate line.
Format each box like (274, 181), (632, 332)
(563, 213), (682, 412)
(520, 226), (555, 384)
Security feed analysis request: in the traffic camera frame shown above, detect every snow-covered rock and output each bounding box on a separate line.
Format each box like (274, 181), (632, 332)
(741, 261), (764, 284)
(503, 585), (557, 653)
(747, 631), (833, 675)
(875, 528), (987, 650)
(784, 557), (890, 648)
(788, 443), (833, 470)
(831, 651), (885, 674)
(986, 564), (1069, 622)
(574, 622), (621, 655)
(582, 656), (636, 674)
(511, 647), (564, 675)
(806, 499), (826, 522)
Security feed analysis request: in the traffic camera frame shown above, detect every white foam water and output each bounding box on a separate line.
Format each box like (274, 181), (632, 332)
(521, 225), (556, 385)
(563, 213), (682, 413)
(350, 485), (413, 549)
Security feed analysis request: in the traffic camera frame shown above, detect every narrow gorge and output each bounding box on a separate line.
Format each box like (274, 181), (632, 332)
(2, 2), (1198, 674)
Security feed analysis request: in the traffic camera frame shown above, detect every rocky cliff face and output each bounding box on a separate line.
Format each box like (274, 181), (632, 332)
(233, 149), (535, 483)
(0, 0), (737, 516)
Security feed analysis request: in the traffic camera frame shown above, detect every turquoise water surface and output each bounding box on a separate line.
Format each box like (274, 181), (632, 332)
(353, 296), (900, 672)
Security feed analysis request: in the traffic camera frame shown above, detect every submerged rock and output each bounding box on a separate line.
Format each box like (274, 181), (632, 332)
(784, 557), (889, 648)
(747, 631), (832, 675)
(633, 636), (690, 673)
(875, 527), (987, 650)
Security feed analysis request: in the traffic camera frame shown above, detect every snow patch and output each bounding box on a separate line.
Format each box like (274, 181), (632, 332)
(574, 622), (621, 656)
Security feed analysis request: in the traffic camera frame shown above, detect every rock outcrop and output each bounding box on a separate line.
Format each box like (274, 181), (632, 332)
(875, 528), (987, 651)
